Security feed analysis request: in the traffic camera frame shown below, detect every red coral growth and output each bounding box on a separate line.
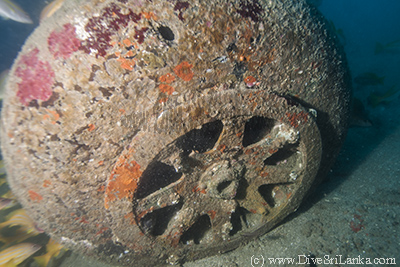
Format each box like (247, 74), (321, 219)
(244, 75), (257, 87)
(79, 217), (89, 224)
(95, 226), (110, 236)
(286, 111), (308, 128)
(48, 23), (81, 59)
(15, 48), (55, 106)
(105, 152), (142, 209)
(159, 73), (175, 83)
(207, 210), (217, 220)
(159, 97), (168, 103)
(118, 58), (135, 71)
(174, 61), (194, 82)
(217, 144), (226, 152)
(42, 180), (51, 187)
(87, 123), (96, 132)
(28, 190), (43, 202)
(159, 84), (174, 95)
(350, 214), (365, 233)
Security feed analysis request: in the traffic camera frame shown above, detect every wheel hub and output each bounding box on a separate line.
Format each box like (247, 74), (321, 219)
(202, 160), (243, 200)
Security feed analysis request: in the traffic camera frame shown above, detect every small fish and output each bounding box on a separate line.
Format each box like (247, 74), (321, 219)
(0, 0), (32, 24)
(0, 209), (43, 235)
(40, 0), (65, 22)
(0, 69), (9, 100)
(0, 243), (41, 266)
(375, 40), (400, 55)
(34, 238), (65, 267)
(354, 72), (385, 86)
(0, 190), (15, 199)
(0, 227), (39, 245)
(349, 98), (372, 127)
(0, 197), (17, 210)
(368, 85), (400, 108)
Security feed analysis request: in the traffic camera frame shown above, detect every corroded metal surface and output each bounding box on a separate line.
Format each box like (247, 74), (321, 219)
(1, 0), (350, 265)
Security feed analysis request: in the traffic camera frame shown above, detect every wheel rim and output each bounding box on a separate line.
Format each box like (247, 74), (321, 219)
(105, 89), (322, 258)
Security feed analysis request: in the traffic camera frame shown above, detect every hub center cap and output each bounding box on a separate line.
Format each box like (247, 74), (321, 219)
(201, 160), (244, 200)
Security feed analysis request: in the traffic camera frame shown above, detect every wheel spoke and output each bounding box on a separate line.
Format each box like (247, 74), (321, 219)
(236, 182), (271, 215)
(244, 122), (299, 157)
(207, 200), (237, 242)
(160, 204), (198, 246)
(184, 117), (249, 165)
(240, 121), (301, 182)
(135, 178), (183, 220)
(214, 117), (249, 152)
(156, 143), (185, 173)
(245, 163), (300, 186)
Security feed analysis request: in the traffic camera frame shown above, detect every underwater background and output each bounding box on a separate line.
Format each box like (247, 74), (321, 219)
(0, 0), (399, 266)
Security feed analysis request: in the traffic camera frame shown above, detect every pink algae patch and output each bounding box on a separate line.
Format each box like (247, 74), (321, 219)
(80, 4), (142, 57)
(15, 48), (55, 106)
(48, 23), (81, 59)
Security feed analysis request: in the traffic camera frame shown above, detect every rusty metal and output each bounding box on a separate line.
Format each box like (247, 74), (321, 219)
(0, 0), (351, 265)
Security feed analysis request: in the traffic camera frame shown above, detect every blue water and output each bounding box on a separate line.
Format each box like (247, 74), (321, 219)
(320, 0), (400, 87)
(319, 0), (400, 167)
(0, 0), (42, 72)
